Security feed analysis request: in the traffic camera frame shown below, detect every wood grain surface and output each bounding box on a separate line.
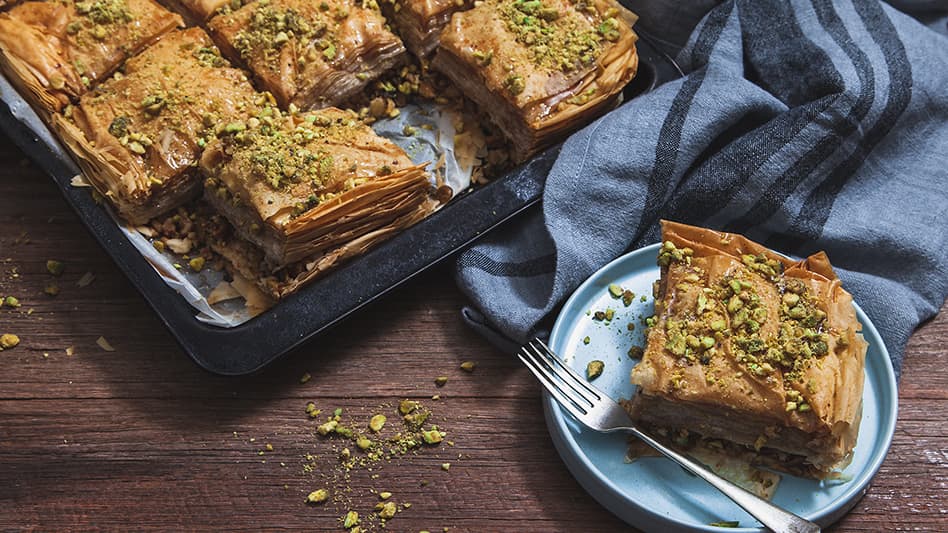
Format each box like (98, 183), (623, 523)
(0, 132), (945, 532)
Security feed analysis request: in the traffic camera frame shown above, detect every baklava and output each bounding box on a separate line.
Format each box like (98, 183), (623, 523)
(0, 0), (182, 116)
(382, 0), (473, 58)
(52, 27), (262, 224)
(627, 221), (867, 479)
(433, 0), (638, 161)
(208, 0), (406, 109)
(199, 107), (435, 294)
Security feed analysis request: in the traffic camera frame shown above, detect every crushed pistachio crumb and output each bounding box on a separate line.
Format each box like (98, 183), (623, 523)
(342, 510), (359, 528)
(369, 414), (387, 432)
(441, 462), (451, 471)
(306, 488), (329, 504)
(299, 372), (312, 384)
(96, 336), (115, 352)
(379, 491), (392, 500)
(583, 336), (590, 345)
(188, 257), (206, 272)
(434, 376), (448, 387)
(459, 361), (476, 372)
(0, 333), (20, 350)
(46, 260), (65, 276)
(586, 360), (604, 380)
(2, 296), (20, 308)
(378, 501), (396, 519)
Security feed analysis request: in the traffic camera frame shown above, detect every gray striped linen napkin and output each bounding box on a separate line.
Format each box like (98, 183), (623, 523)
(454, 0), (948, 379)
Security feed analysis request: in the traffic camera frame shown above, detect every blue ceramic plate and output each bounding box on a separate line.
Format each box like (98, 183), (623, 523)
(543, 243), (898, 532)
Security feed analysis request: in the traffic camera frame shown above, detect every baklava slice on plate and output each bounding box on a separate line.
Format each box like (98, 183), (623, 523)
(208, 0), (405, 109)
(53, 28), (262, 224)
(0, 0), (181, 116)
(383, 0), (473, 58)
(627, 221), (867, 479)
(199, 107), (435, 297)
(433, 0), (637, 161)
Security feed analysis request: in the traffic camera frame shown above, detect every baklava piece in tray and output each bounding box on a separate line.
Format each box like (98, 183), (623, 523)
(52, 27), (262, 224)
(382, 0), (473, 58)
(433, 0), (637, 162)
(199, 107), (436, 298)
(208, 0), (406, 110)
(627, 221), (868, 479)
(0, 0), (182, 116)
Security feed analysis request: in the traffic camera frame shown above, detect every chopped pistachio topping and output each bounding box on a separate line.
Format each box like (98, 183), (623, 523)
(498, 0), (609, 72)
(234, 3), (334, 69)
(3, 296), (20, 308)
(503, 75), (525, 95)
(586, 360), (604, 380)
(657, 240), (694, 266)
(219, 112), (356, 191)
(74, 0), (133, 28)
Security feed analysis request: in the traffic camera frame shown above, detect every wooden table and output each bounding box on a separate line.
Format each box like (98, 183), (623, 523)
(1, 133), (945, 532)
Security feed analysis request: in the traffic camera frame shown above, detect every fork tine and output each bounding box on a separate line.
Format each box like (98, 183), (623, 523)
(517, 348), (591, 422)
(524, 341), (595, 408)
(531, 339), (603, 402)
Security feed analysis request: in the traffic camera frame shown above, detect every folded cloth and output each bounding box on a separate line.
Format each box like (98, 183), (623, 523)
(455, 0), (948, 378)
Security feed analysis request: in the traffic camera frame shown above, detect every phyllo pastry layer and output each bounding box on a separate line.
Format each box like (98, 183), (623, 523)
(627, 221), (867, 479)
(382, 0), (473, 58)
(0, 0), (182, 116)
(208, 0), (405, 110)
(199, 107), (434, 270)
(432, 0), (637, 162)
(52, 27), (262, 224)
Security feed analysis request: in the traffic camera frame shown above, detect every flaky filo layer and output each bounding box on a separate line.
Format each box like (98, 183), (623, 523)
(197, 196), (437, 299)
(51, 28), (261, 224)
(628, 220), (867, 478)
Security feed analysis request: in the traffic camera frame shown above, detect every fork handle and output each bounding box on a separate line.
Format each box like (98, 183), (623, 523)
(623, 426), (821, 533)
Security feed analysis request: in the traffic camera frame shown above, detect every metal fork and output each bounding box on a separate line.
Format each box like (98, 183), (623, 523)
(518, 338), (821, 533)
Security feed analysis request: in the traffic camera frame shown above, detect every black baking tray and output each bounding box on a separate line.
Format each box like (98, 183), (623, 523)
(0, 49), (660, 375)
